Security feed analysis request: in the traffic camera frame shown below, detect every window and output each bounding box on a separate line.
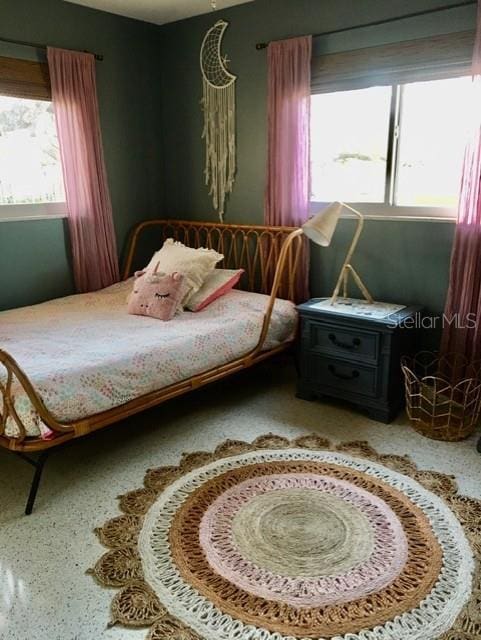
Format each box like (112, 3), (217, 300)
(0, 95), (65, 220)
(311, 86), (392, 204)
(311, 75), (473, 219)
(0, 56), (65, 221)
(394, 78), (470, 208)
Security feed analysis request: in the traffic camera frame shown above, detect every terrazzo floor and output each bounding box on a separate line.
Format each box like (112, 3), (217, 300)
(1, 357), (480, 640)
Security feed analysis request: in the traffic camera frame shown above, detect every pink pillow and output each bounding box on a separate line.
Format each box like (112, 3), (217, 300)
(128, 267), (185, 321)
(187, 269), (244, 312)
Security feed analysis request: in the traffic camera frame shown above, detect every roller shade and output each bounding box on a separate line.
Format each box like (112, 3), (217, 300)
(311, 30), (475, 94)
(0, 56), (51, 101)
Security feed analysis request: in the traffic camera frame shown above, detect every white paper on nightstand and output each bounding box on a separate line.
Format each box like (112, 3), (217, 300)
(310, 298), (406, 319)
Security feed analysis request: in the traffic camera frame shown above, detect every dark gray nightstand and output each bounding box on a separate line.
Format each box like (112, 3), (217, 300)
(296, 298), (422, 423)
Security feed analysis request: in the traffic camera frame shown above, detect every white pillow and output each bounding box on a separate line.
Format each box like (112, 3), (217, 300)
(145, 239), (223, 305)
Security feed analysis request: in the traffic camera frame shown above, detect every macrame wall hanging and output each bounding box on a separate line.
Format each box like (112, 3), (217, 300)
(200, 20), (237, 222)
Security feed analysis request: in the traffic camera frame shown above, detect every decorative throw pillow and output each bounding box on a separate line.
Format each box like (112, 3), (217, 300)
(187, 269), (244, 312)
(128, 267), (185, 321)
(145, 239), (223, 305)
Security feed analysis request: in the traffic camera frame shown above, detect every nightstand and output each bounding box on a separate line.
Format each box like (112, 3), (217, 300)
(296, 298), (422, 423)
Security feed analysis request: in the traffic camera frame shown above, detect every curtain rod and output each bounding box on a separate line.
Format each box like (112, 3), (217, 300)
(255, 0), (477, 50)
(0, 35), (104, 61)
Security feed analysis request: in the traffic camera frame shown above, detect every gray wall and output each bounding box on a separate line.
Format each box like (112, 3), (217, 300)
(0, 0), (474, 323)
(0, 0), (163, 310)
(158, 0), (475, 320)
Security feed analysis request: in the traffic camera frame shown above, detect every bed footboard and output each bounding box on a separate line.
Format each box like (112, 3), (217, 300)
(0, 350), (74, 452)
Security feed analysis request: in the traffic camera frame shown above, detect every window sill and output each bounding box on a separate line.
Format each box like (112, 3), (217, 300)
(0, 203), (67, 223)
(310, 202), (457, 222)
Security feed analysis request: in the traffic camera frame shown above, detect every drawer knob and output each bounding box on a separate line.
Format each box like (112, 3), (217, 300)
(328, 364), (360, 381)
(328, 333), (361, 351)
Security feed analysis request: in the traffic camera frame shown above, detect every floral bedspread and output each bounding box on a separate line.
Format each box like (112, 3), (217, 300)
(0, 281), (297, 438)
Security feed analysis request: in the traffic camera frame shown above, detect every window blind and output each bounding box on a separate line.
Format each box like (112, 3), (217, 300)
(0, 56), (51, 101)
(311, 30), (475, 94)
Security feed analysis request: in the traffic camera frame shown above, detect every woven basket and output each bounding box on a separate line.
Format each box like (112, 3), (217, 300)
(401, 351), (481, 441)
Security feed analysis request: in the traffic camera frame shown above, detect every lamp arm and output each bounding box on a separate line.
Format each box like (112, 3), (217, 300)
(341, 209), (364, 268)
(330, 208), (364, 303)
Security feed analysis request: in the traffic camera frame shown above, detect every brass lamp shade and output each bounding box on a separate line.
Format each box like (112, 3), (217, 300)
(302, 201), (343, 247)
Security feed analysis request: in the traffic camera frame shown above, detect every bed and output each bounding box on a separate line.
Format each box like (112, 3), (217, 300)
(0, 219), (304, 513)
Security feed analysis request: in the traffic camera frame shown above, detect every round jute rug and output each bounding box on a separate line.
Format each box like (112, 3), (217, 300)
(89, 435), (481, 640)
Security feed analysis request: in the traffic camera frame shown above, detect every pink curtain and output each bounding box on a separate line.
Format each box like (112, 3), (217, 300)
(265, 35), (312, 302)
(441, 2), (481, 361)
(47, 47), (119, 293)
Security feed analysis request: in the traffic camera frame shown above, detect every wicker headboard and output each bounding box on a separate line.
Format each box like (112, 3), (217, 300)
(123, 219), (303, 301)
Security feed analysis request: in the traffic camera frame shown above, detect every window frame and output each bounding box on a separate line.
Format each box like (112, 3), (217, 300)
(0, 202), (67, 223)
(310, 80), (462, 222)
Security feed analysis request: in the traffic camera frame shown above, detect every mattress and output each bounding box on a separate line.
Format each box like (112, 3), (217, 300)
(0, 280), (297, 439)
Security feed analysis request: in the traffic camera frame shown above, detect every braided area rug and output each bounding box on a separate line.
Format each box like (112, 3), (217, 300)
(89, 435), (481, 640)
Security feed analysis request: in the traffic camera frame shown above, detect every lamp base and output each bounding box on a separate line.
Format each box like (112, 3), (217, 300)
(330, 264), (373, 305)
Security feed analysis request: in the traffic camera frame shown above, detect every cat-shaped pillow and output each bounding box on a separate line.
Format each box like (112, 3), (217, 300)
(128, 264), (185, 321)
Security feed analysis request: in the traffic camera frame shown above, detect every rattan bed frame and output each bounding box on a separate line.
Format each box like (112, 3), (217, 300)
(0, 219), (303, 513)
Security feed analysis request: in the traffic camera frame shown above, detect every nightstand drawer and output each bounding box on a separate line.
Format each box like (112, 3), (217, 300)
(307, 321), (379, 364)
(306, 355), (379, 398)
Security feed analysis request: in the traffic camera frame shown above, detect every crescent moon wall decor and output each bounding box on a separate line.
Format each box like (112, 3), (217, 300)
(200, 20), (237, 222)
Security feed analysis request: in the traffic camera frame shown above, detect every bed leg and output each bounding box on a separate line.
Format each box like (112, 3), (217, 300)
(25, 452), (50, 516)
(15, 451), (50, 516)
